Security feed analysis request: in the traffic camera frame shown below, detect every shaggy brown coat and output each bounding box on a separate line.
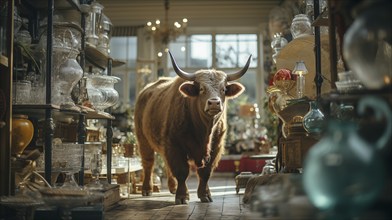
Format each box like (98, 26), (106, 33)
(134, 66), (247, 204)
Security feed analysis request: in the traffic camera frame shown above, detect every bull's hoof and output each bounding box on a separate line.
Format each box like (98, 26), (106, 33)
(175, 198), (189, 205)
(142, 190), (152, 196)
(169, 188), (176, 194)
(199, 196), (213, 203)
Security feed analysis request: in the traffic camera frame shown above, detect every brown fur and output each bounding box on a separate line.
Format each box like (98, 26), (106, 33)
(134, 70), (244, 204)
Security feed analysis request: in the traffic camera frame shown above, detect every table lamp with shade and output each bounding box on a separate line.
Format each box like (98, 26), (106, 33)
(293, 61), (308, 98)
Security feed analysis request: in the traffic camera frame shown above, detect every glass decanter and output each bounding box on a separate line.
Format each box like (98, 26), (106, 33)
(303, 100), (325, 135)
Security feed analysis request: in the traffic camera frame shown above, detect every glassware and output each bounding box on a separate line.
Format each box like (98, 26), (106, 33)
(56, 49), (83, 108)
(97, 13), (113, 55)
(39, 21), (82, 50)
(302, 96), (392, 219)
(87, 150), (103, 190)
(85, 74), (104, 109)
(343, 0), (392, 89)
(88, 75), (120, 111)
(290, 14), (313, 39)
(12, 80), (31, 104)
(270, 33), (288, 64)
(51, 143), (84, 189)
(84, 2), (104, 46)
(37, 32), (83, 107)
(303, 100), (325, 135)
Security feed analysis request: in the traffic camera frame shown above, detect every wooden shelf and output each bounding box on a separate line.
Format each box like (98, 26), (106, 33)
(13, 104), (87, 119)
(0, 55), (8, 67)
(81, 106), (115, 120)
(85, 43), (126, 70)
(86, 111), (115, 120)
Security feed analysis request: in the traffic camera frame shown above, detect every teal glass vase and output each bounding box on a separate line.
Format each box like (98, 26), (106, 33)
(303, 100), (325, 134)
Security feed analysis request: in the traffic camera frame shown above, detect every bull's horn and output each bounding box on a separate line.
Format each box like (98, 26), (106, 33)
(168, 51), (196, 81)
(226, 55), (252, 81)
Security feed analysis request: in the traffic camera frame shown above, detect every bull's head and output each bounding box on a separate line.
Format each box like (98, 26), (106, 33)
(169, 51), (251, 117)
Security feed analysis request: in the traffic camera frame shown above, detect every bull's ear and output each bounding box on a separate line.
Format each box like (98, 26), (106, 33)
(179, 82), (199, 97)
(225, 82), (245, 99)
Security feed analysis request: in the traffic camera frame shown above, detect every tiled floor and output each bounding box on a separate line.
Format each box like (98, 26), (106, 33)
(104, 172), (261, 220)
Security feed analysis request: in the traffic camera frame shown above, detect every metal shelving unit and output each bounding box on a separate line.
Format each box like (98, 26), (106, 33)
(1, 0), (123, 189)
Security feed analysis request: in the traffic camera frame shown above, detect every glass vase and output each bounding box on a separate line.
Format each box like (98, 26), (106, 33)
(343, 1), (392, 89)
(303, 100), (325, 135)
(302, 96), (392, 219)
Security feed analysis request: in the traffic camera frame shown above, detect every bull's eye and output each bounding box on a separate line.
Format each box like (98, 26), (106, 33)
(199, 86), (205, 94)
(221, 88), (226, 94)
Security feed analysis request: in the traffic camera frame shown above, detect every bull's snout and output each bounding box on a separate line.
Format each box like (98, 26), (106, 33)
(205, 98), (222, 115)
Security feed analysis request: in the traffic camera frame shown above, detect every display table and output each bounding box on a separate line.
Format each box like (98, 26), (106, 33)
(215, 153), (276, 173)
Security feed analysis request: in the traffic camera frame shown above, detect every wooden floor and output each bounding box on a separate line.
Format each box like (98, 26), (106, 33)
(104, 172), (262, 220)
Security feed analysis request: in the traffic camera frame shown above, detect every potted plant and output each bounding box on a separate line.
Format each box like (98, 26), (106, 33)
(123, 131), (137, 158)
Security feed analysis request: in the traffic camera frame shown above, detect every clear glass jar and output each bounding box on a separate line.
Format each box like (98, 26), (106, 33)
(85, 2), (104, 46)
(290, 14), (313, 39)
(88, 75), (120, 111)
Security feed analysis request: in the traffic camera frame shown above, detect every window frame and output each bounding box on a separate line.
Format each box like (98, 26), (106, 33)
(168, 29), (260, 102)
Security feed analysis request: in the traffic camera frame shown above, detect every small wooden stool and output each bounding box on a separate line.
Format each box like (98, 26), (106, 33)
(235, 172), (255, 194)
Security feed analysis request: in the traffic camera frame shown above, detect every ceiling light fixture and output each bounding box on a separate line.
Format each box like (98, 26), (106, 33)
(145, 0), (188, 49)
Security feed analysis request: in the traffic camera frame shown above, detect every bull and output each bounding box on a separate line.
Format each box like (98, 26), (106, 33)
(134, 51), (251, 204)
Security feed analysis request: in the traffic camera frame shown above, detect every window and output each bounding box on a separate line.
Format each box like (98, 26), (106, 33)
(216, 34), (257, 68)
(168, 33), (258, 102)
(110, 36), (138, 106)
(169, 35), (212, 68)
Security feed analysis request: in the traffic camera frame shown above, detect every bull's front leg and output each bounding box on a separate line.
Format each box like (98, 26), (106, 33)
(197, 166), (213, 202)
(167, 154), (190, 204)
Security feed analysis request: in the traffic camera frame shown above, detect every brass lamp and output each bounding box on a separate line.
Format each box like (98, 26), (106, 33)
(293, 61), (308, 98)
